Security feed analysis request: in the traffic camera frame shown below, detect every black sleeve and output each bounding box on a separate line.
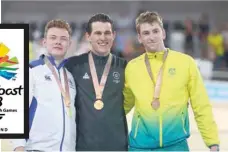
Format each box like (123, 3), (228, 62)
(118, 56), (128, 69)
(65, 57), (76, 73)
(65, 53), (89, 73)
(123, 59), (127, 69)
(112, 54), (127, 69)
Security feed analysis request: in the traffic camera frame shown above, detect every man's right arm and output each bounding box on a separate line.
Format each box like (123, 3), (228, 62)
(123, 63), (135, 115)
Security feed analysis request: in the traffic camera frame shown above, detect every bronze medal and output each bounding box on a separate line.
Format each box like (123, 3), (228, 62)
(145, 50), (168, 111)
(94, 100), (104, 110)
(151, 99), (160, 110)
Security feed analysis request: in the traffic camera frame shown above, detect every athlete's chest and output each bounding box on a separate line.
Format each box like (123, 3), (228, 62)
(74, 62), (125, 90)
(131, 60), (189, 93)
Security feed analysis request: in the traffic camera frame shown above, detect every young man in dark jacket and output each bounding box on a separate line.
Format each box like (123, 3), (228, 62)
(65, 13), (128, 151)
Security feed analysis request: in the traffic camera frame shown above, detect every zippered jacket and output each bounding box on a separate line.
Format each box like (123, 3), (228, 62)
(124, 49), (219, 149)
(10, 55), (77, 151)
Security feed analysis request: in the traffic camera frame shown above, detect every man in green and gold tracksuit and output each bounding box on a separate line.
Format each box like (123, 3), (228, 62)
(124, 11), (220, 151)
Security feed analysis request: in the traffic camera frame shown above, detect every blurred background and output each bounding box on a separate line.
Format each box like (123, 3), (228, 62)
(1, 1), (228, 151)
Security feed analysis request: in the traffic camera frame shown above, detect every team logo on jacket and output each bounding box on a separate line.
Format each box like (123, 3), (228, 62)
(113, 72), (120, 84)
(83, 72), (90, 79)
(44, 75), (51, 81)
(168, 68), (176, 75)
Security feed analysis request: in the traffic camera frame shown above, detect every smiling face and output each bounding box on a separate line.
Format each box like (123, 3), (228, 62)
(43, 27), (71, 60)
(42, 19), (72, 60)
(138, 22), (166, 52)
(136, 11), (166, 52)
(87, 21), (115, 56)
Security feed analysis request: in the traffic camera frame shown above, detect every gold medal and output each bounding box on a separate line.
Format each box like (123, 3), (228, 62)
(94, 100), (104, 110)
(89, 53), (112, 111)
(151, 98), (160, 110)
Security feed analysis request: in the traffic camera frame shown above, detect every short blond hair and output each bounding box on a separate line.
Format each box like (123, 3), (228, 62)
(44, 19), (72, 37)
(135, 11), (163, 34)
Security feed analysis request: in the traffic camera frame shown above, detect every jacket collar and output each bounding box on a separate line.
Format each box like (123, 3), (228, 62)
(40, 54), (67, 70)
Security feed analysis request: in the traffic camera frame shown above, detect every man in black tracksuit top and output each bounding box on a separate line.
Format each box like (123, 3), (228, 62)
(65, 13), (128, 151)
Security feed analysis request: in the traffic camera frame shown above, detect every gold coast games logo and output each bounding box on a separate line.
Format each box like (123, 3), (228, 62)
(0, 43), (23, 121)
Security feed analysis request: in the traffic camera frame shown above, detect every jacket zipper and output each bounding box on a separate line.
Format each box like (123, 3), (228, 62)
(134, 113), (163, 147)
(58, 70), (66, 151)
(134, 115), (140, 139)
(182, 112), (187, 135)
(159, 115), (163, 147)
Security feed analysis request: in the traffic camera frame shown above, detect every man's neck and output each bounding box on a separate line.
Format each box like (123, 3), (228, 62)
(47, 54), (64, 66)
(91, 50), (110, 57)
(55, 59), (64, 66)
(147, 46), (166, 53)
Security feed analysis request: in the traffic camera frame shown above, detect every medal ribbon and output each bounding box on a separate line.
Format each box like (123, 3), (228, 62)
(88, 52), (112, 101)
(44, 57), (71, 116)
(144, 50), (168, 100)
